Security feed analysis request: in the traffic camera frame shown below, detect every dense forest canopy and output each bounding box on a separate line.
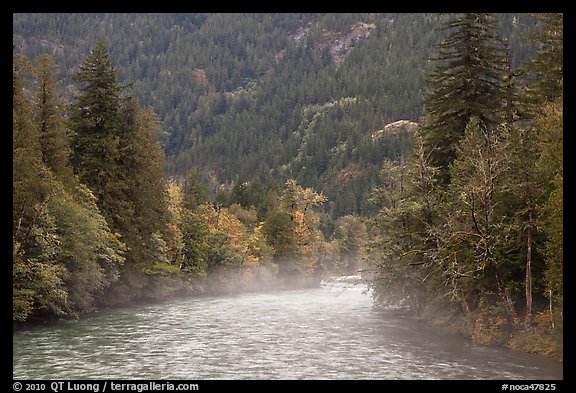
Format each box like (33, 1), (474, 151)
(13, 13), (538, 217)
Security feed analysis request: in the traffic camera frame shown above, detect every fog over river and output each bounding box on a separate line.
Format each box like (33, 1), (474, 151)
(13, 276), (562, 380)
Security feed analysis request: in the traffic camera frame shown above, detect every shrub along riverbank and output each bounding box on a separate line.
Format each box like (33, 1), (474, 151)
(413, 299), (563, 362)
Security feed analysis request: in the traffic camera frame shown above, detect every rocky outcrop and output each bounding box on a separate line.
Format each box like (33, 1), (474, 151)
(371, 119), (418, 142)
(322, 22), (376, 65)
(289, 21), (376, 65)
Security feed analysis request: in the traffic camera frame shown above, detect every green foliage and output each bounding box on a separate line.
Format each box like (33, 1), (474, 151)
(366, 134), (440, 311)
(437, 118), (517, 318)
(13, 245), (69, 322)
(535, 99), (563, 305)
(13, 53), (69, 321)
(420, 13), (509, 185)
(367, 14), (562, 358)
(179, 208), (209, 277)
(13, 51), (129, 321)
(262, 209), (297, 260)
(33, 54), (75, 186)
(49, 184), (126, 313)
(69, 39), (134, 236)
(332, 215), (367, 274)
(181, 170), (210, 211)
(262, 179), (329, 280)
(520, 13), (563, 108)
(13, 54), (52, 240)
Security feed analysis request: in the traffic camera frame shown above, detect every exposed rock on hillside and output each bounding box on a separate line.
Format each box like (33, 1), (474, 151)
(322, 22), (376, 65)
(371, 120), (418, 142)
(289, 21), (376, 65)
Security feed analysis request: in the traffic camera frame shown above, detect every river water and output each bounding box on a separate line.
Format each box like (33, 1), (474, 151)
(13, 276), (562, 380)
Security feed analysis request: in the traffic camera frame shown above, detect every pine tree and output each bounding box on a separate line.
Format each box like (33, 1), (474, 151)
(263, 179), (327, 281)
(13, 54), (48, 236)
(367, 134), (440, 314)
(14, 52), (127, 321)
(420, 13), (508, 185)
(499, 119), (547, 328)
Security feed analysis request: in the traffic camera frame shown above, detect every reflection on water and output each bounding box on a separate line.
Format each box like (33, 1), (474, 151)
(13, 276), (562, 380)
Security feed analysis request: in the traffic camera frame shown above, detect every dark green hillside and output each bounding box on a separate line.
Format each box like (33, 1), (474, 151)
(13, 13), (537, 217)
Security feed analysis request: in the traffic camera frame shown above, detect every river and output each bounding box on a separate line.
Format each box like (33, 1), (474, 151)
(13, 276), (562, 380)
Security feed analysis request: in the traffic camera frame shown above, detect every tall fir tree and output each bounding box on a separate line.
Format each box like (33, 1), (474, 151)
(420, 13), (508, 185)
(535, 98), (563, 325)
(121, 98), (172, 269)
(69, 38), (134, 234)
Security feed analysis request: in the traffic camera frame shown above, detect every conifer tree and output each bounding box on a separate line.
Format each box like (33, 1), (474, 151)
(69, 38), (133, 234)
(420, 13), (508, 185)
(13, 53), (68, 321)
(535, 98), (563, 324)
(121, 98), (171, 269)
(14, 52), (127, 321)
(13, 54), (48, 234)
(521, 13), (563, 109)
(33, 54), (75, 186)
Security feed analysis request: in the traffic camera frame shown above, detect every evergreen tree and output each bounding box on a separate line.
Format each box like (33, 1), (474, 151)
(13, 54), (68, 321)
(420, 13), (508, 185)
(535, 98), (563, 322)
(121, 98), (171, 269)
(181, 170), (210, 211)
(367, 134), (440, 313)
(515, 13), (563, 325)
(521, 13), (563, 109)
(263, 179), (327, 281)
(13, 52), (126, 321)
(13, 54), (50, 237)
(500, 120), (546, 328)
(69, 38), (133, 234)
(179, 207), (209, 280)
(33, 54), (75, 186)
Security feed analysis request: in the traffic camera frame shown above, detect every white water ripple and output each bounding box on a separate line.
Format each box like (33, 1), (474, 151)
(13, 277), (562, 380)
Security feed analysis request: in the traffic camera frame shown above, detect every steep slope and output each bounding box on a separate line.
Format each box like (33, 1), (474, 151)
(13, 13), (538, 217)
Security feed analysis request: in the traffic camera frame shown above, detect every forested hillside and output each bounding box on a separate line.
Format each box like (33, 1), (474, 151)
(13, 13), (537, 217)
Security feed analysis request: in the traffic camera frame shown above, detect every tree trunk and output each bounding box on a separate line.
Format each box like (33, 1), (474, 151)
(549, 289), (555, 329)
(491, 258), (518, 323)
(524, 211), (533, 329)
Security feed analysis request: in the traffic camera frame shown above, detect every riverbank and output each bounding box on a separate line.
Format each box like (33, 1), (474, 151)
(13, 263), (325, 330)
(415, 300), (563, 363)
